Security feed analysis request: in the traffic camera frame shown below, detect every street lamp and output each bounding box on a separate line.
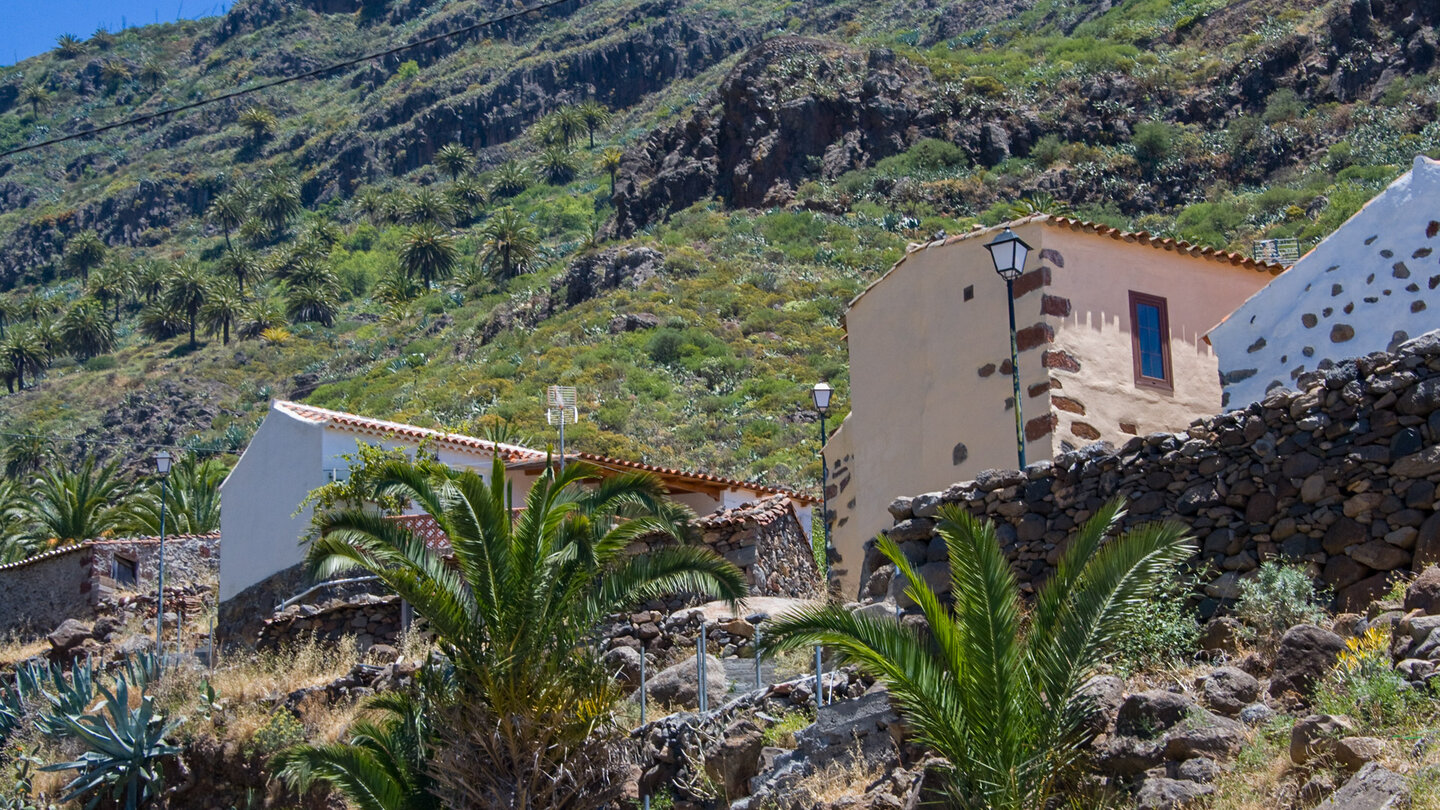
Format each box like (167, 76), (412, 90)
(983, 227), (1031, 469)
(153, 450), (172, 665)
(811, 382), (833, 570)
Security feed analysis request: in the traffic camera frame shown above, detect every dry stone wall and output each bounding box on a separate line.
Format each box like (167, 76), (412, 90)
(256, 593), (403, 652)
(861, 331), (1440, 615)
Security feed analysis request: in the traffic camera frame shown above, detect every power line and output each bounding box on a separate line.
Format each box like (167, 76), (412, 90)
(0, 0), (582, 159)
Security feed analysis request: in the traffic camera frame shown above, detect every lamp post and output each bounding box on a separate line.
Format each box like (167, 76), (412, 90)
(153, 450), (172, 664)
(811, 382), (833, 567)
(983, 227), (1032, 470)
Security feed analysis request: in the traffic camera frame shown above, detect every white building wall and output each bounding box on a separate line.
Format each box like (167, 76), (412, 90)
(218, 404), (324, 601)
(1212, 156), (1440, 408)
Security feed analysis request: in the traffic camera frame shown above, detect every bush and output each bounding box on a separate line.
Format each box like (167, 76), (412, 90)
(82, 355), (117, 371)
(1262, 88), (1306, 124)
(646, 329), (685, 364)
(1233, 561), (1329, 646)
(1110, 566), (1201, 676)
(1132, 121), (1174, 173)
(247, 710), (306, 756)
(1315, 627), (1419, 731)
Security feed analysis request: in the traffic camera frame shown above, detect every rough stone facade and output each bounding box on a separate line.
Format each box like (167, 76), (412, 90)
(861, 331), (1440, 614)
(256, 593), (403, 652)
(701, 495), (823, 599)
(0, 534), (218, 637)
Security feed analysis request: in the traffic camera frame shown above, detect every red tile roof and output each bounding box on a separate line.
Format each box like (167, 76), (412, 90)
(515, 452), (817, 504)
(274, 400), (546, 462)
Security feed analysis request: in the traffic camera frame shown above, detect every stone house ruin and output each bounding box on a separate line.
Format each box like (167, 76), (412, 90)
(1210, 155), (1440, 409)
(826, 215), (1283, 595)
(0, 533), (219, 636)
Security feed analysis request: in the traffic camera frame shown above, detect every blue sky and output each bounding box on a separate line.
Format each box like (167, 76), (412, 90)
(1, 1), (234, 66)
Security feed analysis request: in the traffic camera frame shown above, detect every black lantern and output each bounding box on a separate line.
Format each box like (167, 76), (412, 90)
(983, 227), (1032, 282)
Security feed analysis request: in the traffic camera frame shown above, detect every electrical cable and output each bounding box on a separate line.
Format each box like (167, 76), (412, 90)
(0, 0), (583, 159)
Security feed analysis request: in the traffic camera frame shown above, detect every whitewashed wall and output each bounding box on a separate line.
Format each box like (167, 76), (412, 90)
(1212, 156), (1440, 408)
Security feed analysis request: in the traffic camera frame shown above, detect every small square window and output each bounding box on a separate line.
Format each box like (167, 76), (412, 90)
(963, 285), (974, 301)
(113, 556), (137, 587)
(1129, 291), (1173, 389)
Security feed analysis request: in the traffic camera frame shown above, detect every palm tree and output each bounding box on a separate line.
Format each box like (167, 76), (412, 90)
(63, 232), (106, 283)
(17, 458), (131, 546)
(446, 177), (487, 225)
(163, 263), (209, 349)
(20, 85), (50, 118)
(434, 144), (474, 180)
(238, 106), (277, 147)
(100, 60), (132, 92)
(597, 147), (623, 197)
(576, 100), (612, 148)
(139, 57), (168, 91)
(0, 295), (16, 339)
(59, 299), (116, 361)
(285, 277), (340, 327)
(305, 456), (745, 809)
(276, 689), (441, 810)
(478, 208), (539, 280)
(399, 189), (454, 227)
(489, 161), (530, 199)
(88, 262), (132, 321)
(135, 261), (168, 305)
(126, 455), (226, 535)
(2, 434), (52, 478)
(215, 247), (261, 296)
(398, 224), (457, 289)
(90, 27), (115, 50)
(207, 191), (248, 251)
(253, 174), (302, 236)
(1009, 192), (1072, 219)
(0, 327), (50, 391)
(237, 298), (285, 340)
(355, 188), (391, 225)
(201, 282), (244, 344)
(540, 106), (584, 148)
(55, 34), (85, 59)
(138, 301), (186, 341)
(0, 481), (36, 564)
(536, 145), (578, 185)
(761, 501), (1193, 810)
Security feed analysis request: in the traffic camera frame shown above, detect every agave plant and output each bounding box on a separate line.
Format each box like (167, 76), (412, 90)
(31, 657), (98, 740)
(43, 679), (181, 810)
(762, 500), (1194, 810)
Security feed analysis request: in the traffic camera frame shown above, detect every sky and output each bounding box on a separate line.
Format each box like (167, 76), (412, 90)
(1, 1), (234, 66)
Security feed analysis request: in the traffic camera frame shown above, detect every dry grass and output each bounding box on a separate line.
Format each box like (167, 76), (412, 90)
(296, 690), (365, 745)
(209, 635), (359, 704)
(792, 739), (890, 803)
(0, 633), (49, 668)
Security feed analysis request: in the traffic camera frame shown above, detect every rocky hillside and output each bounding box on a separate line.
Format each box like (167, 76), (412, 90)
(0, 0), (1435, 485)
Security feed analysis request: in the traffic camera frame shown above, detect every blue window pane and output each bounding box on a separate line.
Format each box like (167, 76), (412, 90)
(1136, 302), (1166, 379)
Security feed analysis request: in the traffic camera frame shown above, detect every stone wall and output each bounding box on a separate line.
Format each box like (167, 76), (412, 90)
(256, 593), (403, 652)
(861, 331), (1440, 614)
(0, 534), (219, 638)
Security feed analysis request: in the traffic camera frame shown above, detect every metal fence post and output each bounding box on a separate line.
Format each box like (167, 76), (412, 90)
(640, 649), (647, 725)
(698, 621), (708, 713)
(814, 646), (824, 707)
(754, 628), (762, 691)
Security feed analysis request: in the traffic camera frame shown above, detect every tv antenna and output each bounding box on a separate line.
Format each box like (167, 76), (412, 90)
(545, 386), (578, 470)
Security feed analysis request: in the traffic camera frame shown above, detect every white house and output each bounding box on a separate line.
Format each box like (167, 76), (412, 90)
(1210, 155), (1440, 408)
(218, 400), (813, 608)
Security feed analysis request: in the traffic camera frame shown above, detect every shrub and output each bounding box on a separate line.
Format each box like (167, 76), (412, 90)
(1233, 561), (1329, 646)
(1030, 134), (1063, 167)
(246, 710), (306, 756)
(646, 329), (685, 364)
(1131, 121), (1174, 173)
(395, 60), (420, 81)
(1110, 566), (1201, 676)
(1315, 626), (1417, 731)
(1262, 88), (1305, 124)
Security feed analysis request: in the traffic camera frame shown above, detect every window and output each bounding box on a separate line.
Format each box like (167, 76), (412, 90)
(963, 284), (974, 302)
(113, 555), (138, 587)
(1129, 291), (1172, 388)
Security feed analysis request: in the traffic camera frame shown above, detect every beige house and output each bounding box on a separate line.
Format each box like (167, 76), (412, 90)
(826, 216), (1284, 595)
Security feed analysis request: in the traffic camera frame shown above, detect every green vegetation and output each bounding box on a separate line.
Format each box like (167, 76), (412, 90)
(761, 500), (1194, 808)
(1234, 561), (1330, 648)
(301, 454), (746, 807)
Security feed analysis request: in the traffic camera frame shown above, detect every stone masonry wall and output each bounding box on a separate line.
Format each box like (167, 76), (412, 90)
(861, 331), (1440, 615)
(257, 594), (402, 652)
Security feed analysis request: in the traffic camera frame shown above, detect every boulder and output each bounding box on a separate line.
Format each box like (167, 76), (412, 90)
(1176, 756), (1219, 784)
(1202, 667), (1260, 717)
(706, 718), (764, 798)
(1116, 690), (1196, 739)
(1404, 566), (1440, 614)
(90, 616), (120, 641)
(1163, 718), (1246, 761)
(1290, 714), (1354, 764)
(637, 654), (727, 710)
(1135, 776), (1214, 810)
(1334, 736), (1385, 771)
(1315, 762), (1407, 809)
(1093, 735), (1165, 777)
(1198, 617), (1244, 656)
(47, 618), (93, 652)
(1076, 675), (1125, 734)
(603, 646), (644, 687)
(1239, 703), (1276, 726)
(1269, 625), (1345, 699)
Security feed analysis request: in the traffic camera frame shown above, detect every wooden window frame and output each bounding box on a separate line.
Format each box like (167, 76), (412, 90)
(1129, 291), (1173, 390)
(112, 554), (138, 586)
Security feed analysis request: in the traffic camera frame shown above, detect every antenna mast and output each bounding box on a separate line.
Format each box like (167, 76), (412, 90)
(545, 385), (578, 471)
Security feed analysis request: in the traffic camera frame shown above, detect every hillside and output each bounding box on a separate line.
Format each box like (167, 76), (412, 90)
(0, 0), (1436, 488)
